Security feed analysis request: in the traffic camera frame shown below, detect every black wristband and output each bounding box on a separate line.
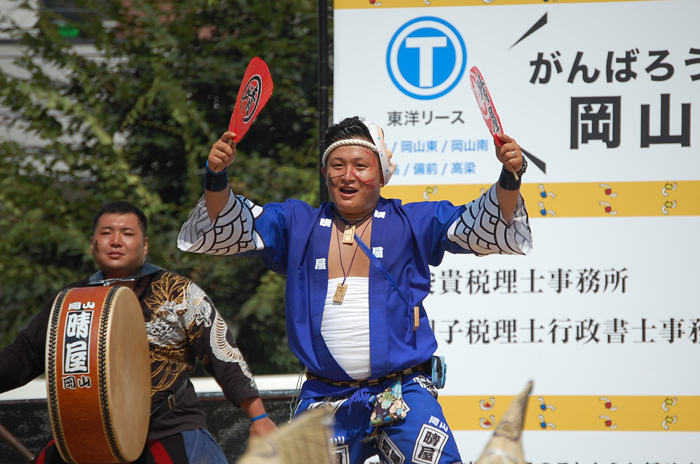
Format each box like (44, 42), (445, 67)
(204, 163), (229, 192)
(498, 166), (522, 191)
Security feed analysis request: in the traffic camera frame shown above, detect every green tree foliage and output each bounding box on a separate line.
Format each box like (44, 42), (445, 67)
(0, 0), (321, 374)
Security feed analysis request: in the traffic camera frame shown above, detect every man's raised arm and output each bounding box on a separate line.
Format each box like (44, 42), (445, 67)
(204, 131), (238, 224)
(492, 132), (527, 223)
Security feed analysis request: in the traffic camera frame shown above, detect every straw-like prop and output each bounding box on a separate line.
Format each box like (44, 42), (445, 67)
(474, 381), (533, 464)
(237, 408), (334, 464)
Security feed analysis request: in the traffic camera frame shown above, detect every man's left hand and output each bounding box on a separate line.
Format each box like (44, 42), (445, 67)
(250, 416), (277, 437)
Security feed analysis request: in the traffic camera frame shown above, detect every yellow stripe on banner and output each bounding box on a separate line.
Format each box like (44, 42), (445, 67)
(381, 180), (700, 218)
(335, 0), (662, 10)
(439, 395), (700, 432)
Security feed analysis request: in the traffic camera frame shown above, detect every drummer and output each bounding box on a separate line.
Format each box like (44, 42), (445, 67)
(0, 201), (276, 463)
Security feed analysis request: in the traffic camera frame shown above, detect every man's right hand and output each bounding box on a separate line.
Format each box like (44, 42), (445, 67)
(208, 131), (237, 173)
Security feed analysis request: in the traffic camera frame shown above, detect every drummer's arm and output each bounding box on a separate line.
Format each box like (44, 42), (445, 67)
(187, 286), (276, 436)
(0, 297), (55, 392)
(240, 396), (277, 437)
(0, 335), (41, 393)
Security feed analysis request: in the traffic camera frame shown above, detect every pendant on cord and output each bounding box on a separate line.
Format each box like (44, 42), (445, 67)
(333, 283), (348, 303)
(342, 224), (355, 244)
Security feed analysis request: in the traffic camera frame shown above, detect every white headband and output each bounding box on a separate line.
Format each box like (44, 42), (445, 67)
(321, 118), (395, 185)
(321, 139), (378, 165)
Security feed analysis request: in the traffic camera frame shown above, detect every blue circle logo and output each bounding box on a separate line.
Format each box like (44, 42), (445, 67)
(386, 17), (467, 100)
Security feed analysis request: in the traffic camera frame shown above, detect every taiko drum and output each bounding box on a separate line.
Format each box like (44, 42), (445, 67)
(45, 285), (150, 464)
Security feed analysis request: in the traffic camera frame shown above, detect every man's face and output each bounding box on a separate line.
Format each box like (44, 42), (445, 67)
(322, 144), (384, 218)
(90, 213), (148, 279)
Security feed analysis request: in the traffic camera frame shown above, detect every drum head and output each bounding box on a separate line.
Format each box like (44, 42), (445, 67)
(107, 286), (151, 461)
(46, 285), (150, 464)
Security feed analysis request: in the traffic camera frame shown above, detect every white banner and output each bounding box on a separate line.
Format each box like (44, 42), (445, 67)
(334, 0), (700, 462)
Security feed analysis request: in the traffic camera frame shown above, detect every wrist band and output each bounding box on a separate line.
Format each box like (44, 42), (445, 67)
(498, 166), (522, 191)
(250, 413), (268, 423)
(205, 161), (229, 192)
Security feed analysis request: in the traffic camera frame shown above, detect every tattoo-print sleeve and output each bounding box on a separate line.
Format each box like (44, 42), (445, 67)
(447, 184), (532, 256)
(177, 191), (265, 256)
(183, 281), (259, 406)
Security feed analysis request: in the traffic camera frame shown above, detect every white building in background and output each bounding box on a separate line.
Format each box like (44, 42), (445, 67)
(0, 0), (104, 149)
(0, 0), (36, 144)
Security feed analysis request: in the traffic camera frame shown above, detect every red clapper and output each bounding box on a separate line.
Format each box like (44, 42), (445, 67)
(469, 66), (519, 180)
(228, 57), (274, 143)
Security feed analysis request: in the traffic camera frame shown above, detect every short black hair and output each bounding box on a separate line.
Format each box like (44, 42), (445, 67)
(92, 201), (148, 237)
(322, 117), (374, 166)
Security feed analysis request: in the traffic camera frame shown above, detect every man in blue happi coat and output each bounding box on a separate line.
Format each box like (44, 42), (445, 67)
(178, 116), (532, 464)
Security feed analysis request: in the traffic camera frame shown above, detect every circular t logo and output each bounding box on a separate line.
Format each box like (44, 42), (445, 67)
(386, 17), (466, 100)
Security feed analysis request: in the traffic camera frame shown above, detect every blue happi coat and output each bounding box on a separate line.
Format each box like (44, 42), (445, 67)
(178, 185), (531, 396)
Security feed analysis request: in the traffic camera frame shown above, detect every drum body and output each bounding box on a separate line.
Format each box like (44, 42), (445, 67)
(46, 286), (151, 464)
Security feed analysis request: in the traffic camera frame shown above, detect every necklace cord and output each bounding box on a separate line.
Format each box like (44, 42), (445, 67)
(335, 216), (372, 285)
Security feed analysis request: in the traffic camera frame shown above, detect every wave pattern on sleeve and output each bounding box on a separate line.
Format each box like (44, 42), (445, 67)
(447, 184), (532, 257)
(177, 192), (264, 255)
